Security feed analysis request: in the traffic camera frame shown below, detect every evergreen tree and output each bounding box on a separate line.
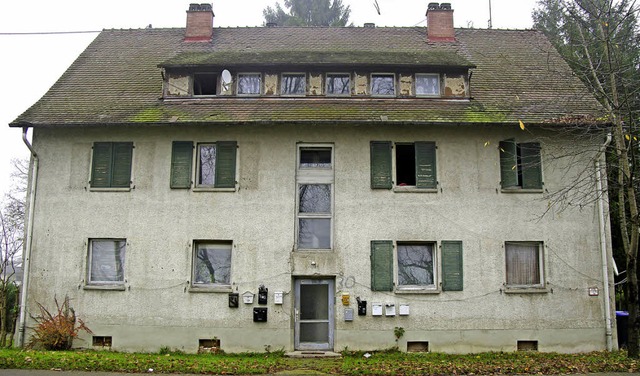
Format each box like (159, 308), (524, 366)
(263, 0), (352, 26)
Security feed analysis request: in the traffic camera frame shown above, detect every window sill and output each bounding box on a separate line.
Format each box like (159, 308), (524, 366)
(295, 248), (333, 252)
(89, 187), (132, 192)
(501, 188), (543, 194)
(504, 286), (548, 294)
(83, 284), (126, 291)
(189, 286), (233, 293)
(192, 187), (236, 192)
(395, 288), (440, 294)
(393, 187), (437, 193)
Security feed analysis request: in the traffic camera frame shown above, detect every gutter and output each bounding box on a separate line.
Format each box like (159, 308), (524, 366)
(17, 126), (38, 348)
(595, 132), (613, 351)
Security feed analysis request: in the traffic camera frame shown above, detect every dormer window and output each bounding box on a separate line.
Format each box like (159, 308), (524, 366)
(416, 74), (440, 97)
(282, 73), (306, 95)
(193, 73), (218, 96)
(326, 73), (351, 96)
(371, 73), (395, 96)
(237, 73), (261, 95)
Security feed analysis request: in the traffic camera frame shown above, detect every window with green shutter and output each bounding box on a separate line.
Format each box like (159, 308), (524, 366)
(441, 241), (463, 291)
(371, 241), (394, 291)
(499, 139), (542, 190)
(370, 141), (437, 190)
(195, 141), (238, 189)
(91, 142), (133, 188)
(170, 141), (194, 189)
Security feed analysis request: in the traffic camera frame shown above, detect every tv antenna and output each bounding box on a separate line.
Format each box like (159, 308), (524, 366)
(373, 0), (381, 15)
(488, 0), (493, 29)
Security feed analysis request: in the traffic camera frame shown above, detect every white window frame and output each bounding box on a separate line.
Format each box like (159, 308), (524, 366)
(237, 72), (262, 96)
(370, 73), (396, 97)
(395, 241), (438, 292)
(86, 238), (126, 287)
(295, 144), (334, 251)
(191, 240), (233, 291)
(415, 73), (441, 97)
(281, 73), (306, 96)
(325, 73), (351, 96)
(505, 241), (545, 288)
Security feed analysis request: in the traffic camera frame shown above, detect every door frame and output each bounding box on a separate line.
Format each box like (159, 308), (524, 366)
(294, 278), (335, 351)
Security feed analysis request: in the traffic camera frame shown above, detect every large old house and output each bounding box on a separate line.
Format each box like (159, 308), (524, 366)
(11, 3), (615, 353)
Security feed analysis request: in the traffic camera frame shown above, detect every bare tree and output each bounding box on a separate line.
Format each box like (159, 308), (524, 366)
(0, 158), (28, 347)
(534, 0), (640, 356)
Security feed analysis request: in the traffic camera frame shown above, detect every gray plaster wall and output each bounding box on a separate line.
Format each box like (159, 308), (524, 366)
(23, 123), (615, 353)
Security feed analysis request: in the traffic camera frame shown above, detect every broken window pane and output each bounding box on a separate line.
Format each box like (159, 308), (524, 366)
(299, 184), (331, 213)
(298, 218), (331, 249)
(89, 239), (126, 283)
(397, 243), (434, 286)
(193, 242), (232, 285)
(416, 74), (440, 96)
(371, 74), (395, 96)
(326, 74), (350, 95)
(282, 74), (306, 95)
(198, 144), (216, 186)
(238, 73), (261, 95)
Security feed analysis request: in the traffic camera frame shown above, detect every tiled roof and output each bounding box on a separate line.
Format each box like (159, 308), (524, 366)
(10, 26), (605, 127)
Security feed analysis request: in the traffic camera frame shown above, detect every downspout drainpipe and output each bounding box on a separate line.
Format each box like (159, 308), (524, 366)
(595, 132), (613, 351)
(18, 126), (38, 347)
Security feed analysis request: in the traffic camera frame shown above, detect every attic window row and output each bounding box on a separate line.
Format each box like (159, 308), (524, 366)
(164, 71), (467, 99)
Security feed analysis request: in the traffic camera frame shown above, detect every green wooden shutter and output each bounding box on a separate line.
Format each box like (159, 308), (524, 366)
(441, 241), (463, 291)
(520, 142), (543, 189)
(370, 141), (392, 189)
(215, 141), (237, 188)
(371, 240), (394, 291)
(499, 139), (518, 189)
(415, 141), (437, 189)
(170, 141), (194, 189)
(111, 142), (133, 188)
(91, 142), (113, 188)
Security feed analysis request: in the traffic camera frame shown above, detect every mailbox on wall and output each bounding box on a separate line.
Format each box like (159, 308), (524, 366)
(258, 285), (268, 305)
(253, 307), (267, 322)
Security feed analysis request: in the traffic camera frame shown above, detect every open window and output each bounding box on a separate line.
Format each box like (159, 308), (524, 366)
(499, 139), (543, 190)
(193, 73), (218, 96)
(370, 141), (437, 190)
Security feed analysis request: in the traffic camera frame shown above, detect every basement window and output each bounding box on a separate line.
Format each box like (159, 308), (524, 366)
(92, 336), (112, 348)
(517, 340), (538, 351)
(407, 341), (429, 352)
(193, 73), (218, 96)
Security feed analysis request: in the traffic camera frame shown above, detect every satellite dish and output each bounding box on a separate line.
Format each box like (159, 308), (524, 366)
(221, 69), (232, 91)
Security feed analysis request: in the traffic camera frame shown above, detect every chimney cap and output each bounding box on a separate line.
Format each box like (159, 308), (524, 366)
(364, 22), (376, 28)
(428, 2), (440, 10)
(188, 3), (212, 12)
(440, 3), (452, 10)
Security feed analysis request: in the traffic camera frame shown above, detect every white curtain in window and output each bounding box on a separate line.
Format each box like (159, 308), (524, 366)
(506, 243), (540, 285)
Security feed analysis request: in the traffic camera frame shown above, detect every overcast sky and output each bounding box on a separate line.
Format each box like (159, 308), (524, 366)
(0, 0), (539, 196)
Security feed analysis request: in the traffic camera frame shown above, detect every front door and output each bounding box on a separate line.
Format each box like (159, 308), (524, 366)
(294, 278), (334, 351)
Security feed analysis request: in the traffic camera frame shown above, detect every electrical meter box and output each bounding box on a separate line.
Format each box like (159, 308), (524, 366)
(253, 307), (267, 322)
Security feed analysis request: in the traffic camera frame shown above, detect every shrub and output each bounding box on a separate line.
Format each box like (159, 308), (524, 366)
(27, 295), (92, 350)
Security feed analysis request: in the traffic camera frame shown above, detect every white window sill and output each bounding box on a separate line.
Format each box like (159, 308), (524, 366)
(89, 187), (132, 192)
(189, 285), (233, 293)
(192, 187), (236, 192)
(501, 188), (543, 194)
(395, 287), (440, 294)
(504, 286), (548, 294)
(295, 248), (333, 252)
(393, 187), (437, 193)
(83, 284), (126, 291)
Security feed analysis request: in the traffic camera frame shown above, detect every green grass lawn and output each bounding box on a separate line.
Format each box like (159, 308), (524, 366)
(0, 348), (638, 375)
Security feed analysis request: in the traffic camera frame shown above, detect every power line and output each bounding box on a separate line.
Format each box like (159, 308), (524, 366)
(0, 30), (101, 36)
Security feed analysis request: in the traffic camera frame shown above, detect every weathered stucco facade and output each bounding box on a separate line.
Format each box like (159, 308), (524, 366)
(22, 122), (614, 353)
(11, 3), (614, 354)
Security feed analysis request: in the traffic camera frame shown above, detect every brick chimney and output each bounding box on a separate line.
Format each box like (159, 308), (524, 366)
(426, 2), (455, 42)
(185, 3), (214, 42)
